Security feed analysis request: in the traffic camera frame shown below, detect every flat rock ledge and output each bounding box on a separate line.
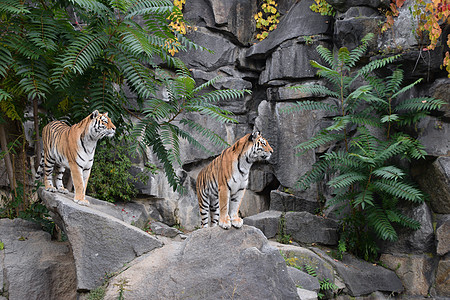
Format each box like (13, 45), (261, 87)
(39, 188), (163, 291)
(104, 225), (300, 300)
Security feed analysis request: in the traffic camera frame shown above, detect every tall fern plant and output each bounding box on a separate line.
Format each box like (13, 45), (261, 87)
(285, 34), (445, 260)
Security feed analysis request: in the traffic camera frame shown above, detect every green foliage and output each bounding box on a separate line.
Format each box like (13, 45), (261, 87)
(87, 285), (106, 300)
(286, 34), (444, 261)
(0, 240), (4, 250)
(132, 71), (250, 192)
(87, 137), (155, 203)
(0, 0), (249, 201)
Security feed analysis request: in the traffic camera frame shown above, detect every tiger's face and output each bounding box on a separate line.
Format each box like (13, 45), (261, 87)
(248, 131), (273, 162)
(91, 110), (116, 138)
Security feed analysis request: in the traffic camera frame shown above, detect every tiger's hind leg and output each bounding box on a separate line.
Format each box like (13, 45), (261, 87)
(209, 196), (219, 227)
(55, 166), (68, 194)
(43, 156), (57, 193)
(198, 191), (210, 228)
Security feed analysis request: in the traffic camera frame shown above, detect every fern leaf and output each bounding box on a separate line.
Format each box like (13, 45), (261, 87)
(373, 179), (424, 203)
(283, 100), (339, 114)
(327, 172), (367, 189)
(315, 44), (336, 69)
(289, 84), (340, 98)
(295, 132), (345, 153)
(395, 97), (445, 112)
(357, 54), (401, 78)
(372, 166), (405, 180)
(0, 0), (30, 14)
(366, 203), (398, 241)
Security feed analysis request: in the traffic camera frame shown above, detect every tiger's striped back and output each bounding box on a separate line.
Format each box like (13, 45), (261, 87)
(196, 131), (273, 229)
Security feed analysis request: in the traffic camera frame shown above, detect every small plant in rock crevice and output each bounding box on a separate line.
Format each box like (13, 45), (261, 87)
(276, 214), (292, 244)
(254, 0), (280, 40)
(284, 33), (446, 261)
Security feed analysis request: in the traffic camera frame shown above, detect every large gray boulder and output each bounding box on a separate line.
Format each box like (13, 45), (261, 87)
(255, 100), (330, 198)
(285, 212), (339, 246)
(287, 266), (320, 292)
(380, 253), (434, 297)
(270, 190), (320, 214)
(39, 189), (163, 291)
(436, 215), (450, 256)
(416, 116), (450, 157)
(104, 226), (300, 299)
(259, 40), (331, 85)
(246, 0), (332, 59)
(312, 248), (404, 297)
(414, 156), (450, 214)
(244, 210), (282, 238)
(0, 218), (76, 300)
(436, 256), (450, 297)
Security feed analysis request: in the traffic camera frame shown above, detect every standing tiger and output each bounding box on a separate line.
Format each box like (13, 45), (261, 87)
(35, 110), (116, 206)
(196, 131), (273, 229)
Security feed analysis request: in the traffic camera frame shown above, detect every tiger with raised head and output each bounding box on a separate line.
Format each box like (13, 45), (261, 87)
(35, 110), (116, 206)
(196, 131), (273, 229)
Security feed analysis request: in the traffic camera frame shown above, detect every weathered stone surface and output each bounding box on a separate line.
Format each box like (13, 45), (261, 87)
(380, 253), (433, 297)
(149, 221), (184, 238)
(255, 100), (329, 198)
(327, 0), (385, 12)
(176, 27), (238, 71)
(380, 203), (434, 254)
(0, 218), (77, 300)
(39, 189), (163, 291)
(259, 40), (331, 85)
(104, 226), (300, 299)
(414, 157), (450, 214)
(436, 216), (450, 256)
(239, 189), (269, 218)
(285, 212), (339, 246)
(246, 0), (332, 59)
(248, 164), (276, 193)
(312, 248), (404, 297)
(267, 81), (326, 101)
(417, 116), (450, 157)
(428, 78), (450, 118)
(334, 10), (383, 51)
(288, 266), (320, 292)
(436, 256), (450, 297)
(269, 242), (335, 282)
(297, 288), (318, 300)
(270, 190), (320, 214)
(244, 210), (282, 238)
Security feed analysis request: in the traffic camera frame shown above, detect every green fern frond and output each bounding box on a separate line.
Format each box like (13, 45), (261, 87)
(0, 0), (30, 14)
(366, 204), (398, 241)
(372, 166), (405, 180)
(296, 158), (331, 191)
(315, 45), (336, 69)
(391, 77), (422, 98)
(347, 33), (373, 67)
(373, 179), (424, 203)
(0, 47), (13, 77)
(283, 100), (339, 114)
(289, 84), (340, 98)
(386, 68), (404, 95)
(295, 132), (345, 153)
(395, 97), (445, 112)
(386, 210), (421, 230)
(180, 118), (229, 150)
(353, 190), (374, 209)
(357, 54), (401, 78)
(328, 172), (367, 189)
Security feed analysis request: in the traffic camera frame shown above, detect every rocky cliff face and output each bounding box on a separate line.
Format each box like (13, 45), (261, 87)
(130, 0), (450, 298)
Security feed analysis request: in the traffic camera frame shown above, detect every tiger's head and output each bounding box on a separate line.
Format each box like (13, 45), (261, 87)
(247, 131), (273, 162)
(90, 110), (116, 139)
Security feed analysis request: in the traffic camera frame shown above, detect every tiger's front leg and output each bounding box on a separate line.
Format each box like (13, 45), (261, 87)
(229, 189), (246, 228)
(69, 162), (89, 206)
(218, 187), (231, 229)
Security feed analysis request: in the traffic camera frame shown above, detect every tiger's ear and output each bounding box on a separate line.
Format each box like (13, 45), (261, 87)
(104, 112), (108, 117)
(249, 131), (260, 141)
(91, 110), (99, 119)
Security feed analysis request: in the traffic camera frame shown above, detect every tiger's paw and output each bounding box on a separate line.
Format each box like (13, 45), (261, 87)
(231, 217), (243, 228)
(219, 216), (231, 230)
(45, 186), (57, 193)
(57, 187), (69, 194)
(74, 198), (90, 206)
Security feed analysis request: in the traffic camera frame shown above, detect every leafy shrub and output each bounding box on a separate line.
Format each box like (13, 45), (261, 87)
(87, 137), (155, 203)
(285, 34), (445, 261)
